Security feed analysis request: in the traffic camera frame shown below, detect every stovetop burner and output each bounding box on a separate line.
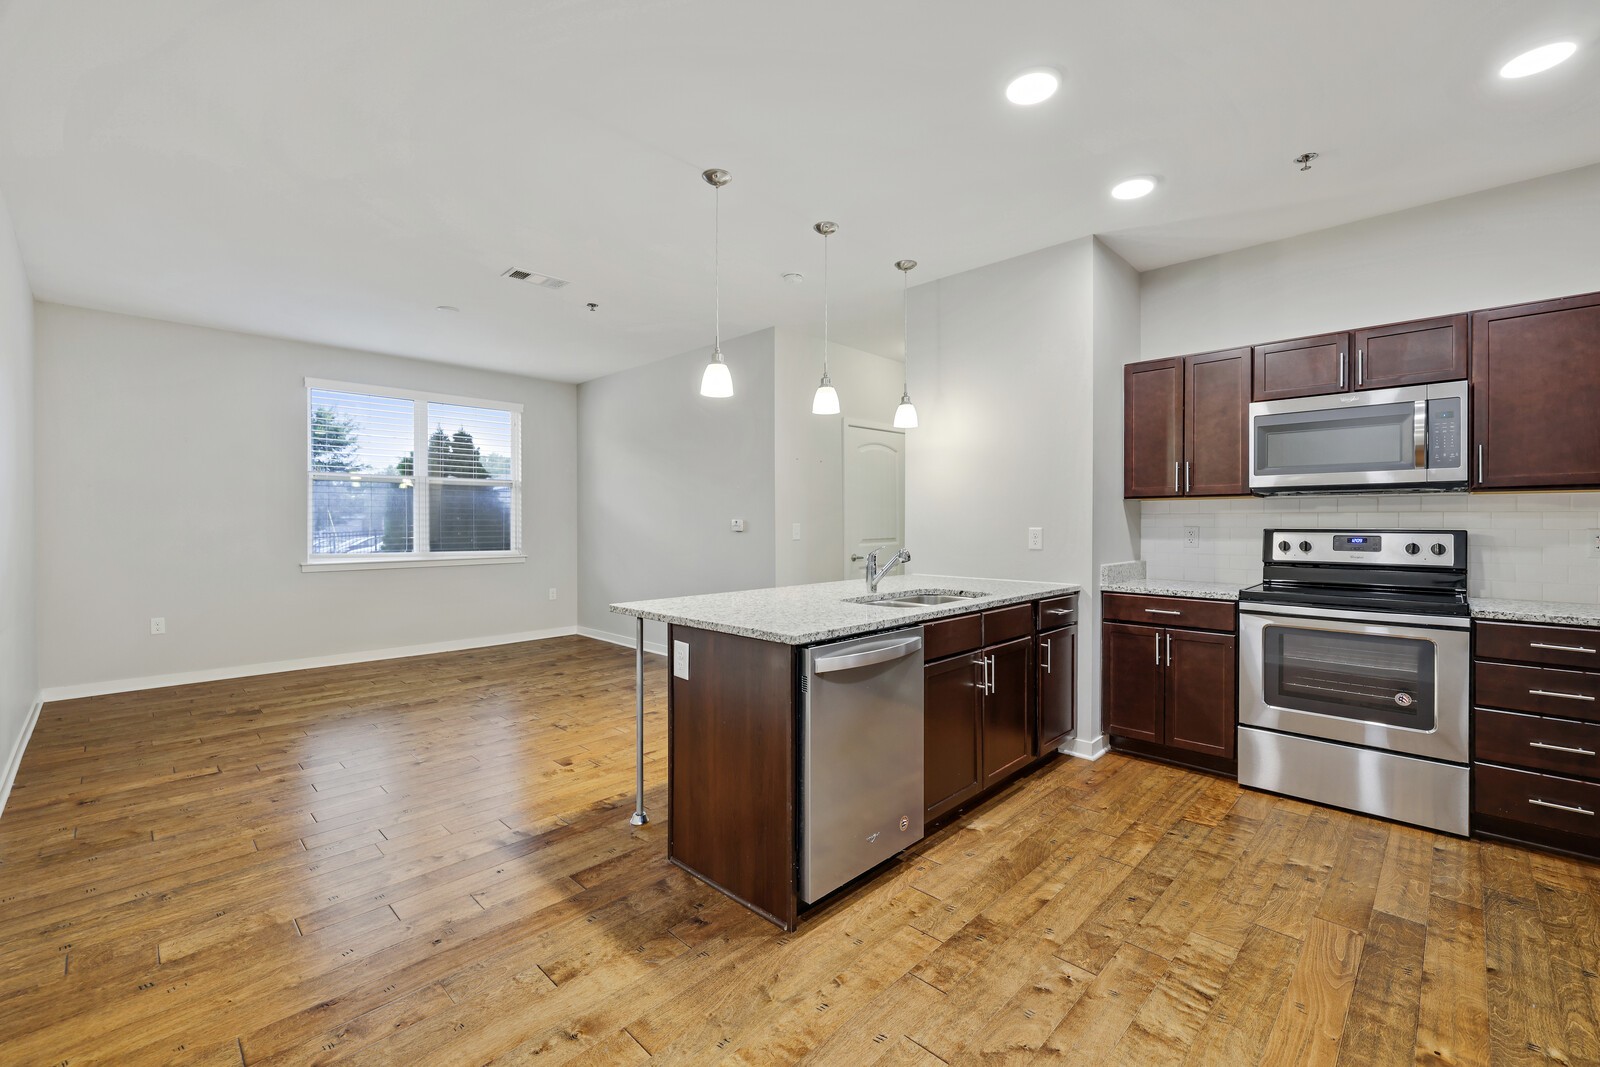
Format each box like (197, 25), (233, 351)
(1239, 581), (1471, 617)
(1245, 527), (1470, 617)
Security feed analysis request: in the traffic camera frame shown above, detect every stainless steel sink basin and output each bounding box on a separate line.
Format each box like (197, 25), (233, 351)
(847, 589), (985, 608)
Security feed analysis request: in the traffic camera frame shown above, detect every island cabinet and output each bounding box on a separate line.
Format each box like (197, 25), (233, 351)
(1102, 593), (1238, 774)
(1472, 291), (1600, 489)
(1124, 348), (1250, 499)
(1036, 595), (1078, 753)
(1472, 619), (1600, 861)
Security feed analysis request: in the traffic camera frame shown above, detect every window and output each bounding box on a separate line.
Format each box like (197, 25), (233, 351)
(305, 380), (522, 568)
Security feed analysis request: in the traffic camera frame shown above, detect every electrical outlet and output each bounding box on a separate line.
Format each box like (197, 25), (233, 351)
(730, 518), (746, 533)
(1185, 526), (1200, 547)
(1590, 531), (1600, 558)
(673, 640), (690, 680)
(791, 522), (802, 541)
(1027, 527), (1043, 551)
(548, 587), (557, 601)
(149, 617), (166, 635)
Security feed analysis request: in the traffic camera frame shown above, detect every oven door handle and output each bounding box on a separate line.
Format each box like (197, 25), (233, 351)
(1239, 601), (1471, 631)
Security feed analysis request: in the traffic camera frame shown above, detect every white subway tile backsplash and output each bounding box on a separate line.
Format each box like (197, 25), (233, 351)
(1135, 492), (1600, 604)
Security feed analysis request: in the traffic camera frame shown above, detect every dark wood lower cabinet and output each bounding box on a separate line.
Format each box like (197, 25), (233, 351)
(1103, 604), (1238, 774)
(1104, 622), (1163, 743)
(924, 652), (983, 822)
(1165, 629), (1237, 760)
(982, 636), (1033, 787)
(1036, 625), (1077, 752)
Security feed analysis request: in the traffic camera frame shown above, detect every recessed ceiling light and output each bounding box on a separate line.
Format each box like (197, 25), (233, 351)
(1110, 176), (1157, 200)
(1005, 68), (1060, 106)
(435, 305), (459, 312)
(1500, 41), (1577, 78)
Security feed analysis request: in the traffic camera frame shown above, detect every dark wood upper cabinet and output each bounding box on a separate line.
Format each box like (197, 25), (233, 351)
(1353, 314), (1467, 391)
(1183, 348), (1250, 496)
(1473, 291), (1600, 490)
(1102, 622), (1163, 743)
(982, 636), (1034, 788)
(1252, 332), (1350, 402)
(1164, 629), (1237, 759)
(924, 652), (983, 822)
(1124, 358), (1183, 498)
(1036, 625), (1076, 753)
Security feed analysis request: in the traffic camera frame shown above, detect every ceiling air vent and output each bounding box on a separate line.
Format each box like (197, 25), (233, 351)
(502, 267), (569, 289)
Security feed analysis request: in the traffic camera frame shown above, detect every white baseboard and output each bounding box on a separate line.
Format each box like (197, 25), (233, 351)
(1063, 733), (1111, 761)
(37, 626), (582, 703)
(0, 693), (44, 817)
(577, 626), (667, 657)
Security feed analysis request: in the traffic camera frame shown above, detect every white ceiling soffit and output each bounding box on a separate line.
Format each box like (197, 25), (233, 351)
(0, 0), (1596, 382)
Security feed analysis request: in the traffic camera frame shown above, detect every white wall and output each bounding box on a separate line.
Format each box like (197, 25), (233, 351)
(773, 328), (905, 586)
(0, 186), (35, 803)
(577, 329), (777, 648)
(1140, 162), (1600, 360)
(33, 304), (578, 691)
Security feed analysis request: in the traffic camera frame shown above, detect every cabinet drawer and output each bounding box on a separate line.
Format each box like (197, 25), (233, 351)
(924, 613), (983, 662)
(1037, 595), (1078, 631)
(1476, 621), (1600, 671)
(1474, 661), (1600, 721)
(1103, 593), (1236, 632)
(1474, 763), (1600, 839)
(983, 604), (1034, 644)
(1474, 708), (1600, 780)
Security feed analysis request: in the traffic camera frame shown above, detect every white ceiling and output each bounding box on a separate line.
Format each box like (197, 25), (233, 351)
(1, 0), (1597, 382)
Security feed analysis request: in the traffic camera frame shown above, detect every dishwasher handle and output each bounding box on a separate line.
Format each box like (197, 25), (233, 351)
(813, 634), (923, 674)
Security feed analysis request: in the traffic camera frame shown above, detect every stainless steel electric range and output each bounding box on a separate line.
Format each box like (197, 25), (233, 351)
(1236, 529), (1470, 836)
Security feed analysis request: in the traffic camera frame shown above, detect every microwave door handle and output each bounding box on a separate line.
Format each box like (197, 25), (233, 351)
(1414, 399), (1428, 470)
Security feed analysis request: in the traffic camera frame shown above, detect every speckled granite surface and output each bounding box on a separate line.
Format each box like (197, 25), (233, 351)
(1098, 561), (1242, 601)
(611, 574), (1079, 645)
(1470, 598), (1600, 628)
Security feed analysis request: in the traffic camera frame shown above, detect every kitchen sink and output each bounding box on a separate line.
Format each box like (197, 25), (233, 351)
(847, 589), (985, 608)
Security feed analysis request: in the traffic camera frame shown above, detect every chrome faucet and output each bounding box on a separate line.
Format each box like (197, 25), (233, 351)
(865, 547), (911, 593)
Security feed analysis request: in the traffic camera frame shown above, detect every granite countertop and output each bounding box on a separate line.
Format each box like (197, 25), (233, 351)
(611, 574), (1080, 645)
(1098, 561), (1242, 601)
(1469, 598), (1600, 628)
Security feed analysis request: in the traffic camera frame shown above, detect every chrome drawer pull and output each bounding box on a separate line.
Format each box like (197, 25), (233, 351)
(1529, 797), (1595, 817)
(1530, 741), (1597, 757)
(1046, 608), (1074, 616)
(1530, 642), (1597, 655)
(1144, 608), (1182, 616)
(1530, 689), (1597, 702)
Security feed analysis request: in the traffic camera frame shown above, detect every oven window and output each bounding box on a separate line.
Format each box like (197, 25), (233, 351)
(1254, 402), (1417, 476)
(1263, 625), (1436, 731)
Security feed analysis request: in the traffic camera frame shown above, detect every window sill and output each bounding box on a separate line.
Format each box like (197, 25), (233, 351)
(301, 554), (527, 573)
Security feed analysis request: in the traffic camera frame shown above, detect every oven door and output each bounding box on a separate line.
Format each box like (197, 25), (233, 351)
(1239, 603), (1469, 763)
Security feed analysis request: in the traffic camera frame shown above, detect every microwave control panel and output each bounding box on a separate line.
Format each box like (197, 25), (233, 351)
(1426, 397), (1464, 470)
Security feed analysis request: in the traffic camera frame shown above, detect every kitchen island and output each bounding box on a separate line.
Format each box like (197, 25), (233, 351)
(612, 574), (1079, 929)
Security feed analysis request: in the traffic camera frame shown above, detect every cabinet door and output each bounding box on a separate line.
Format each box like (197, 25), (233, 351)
(1353, 314), (1467, 391)
(1183, 348), (1250, 496)
(1472, 292), (1600, 489)
(1252, 333), (1350, 402)
(982, 636), (1034, 788)
(1164, 629), (1237, 759)
(924, 653), (984, 822)
(1103, 622), (1164, 743)
(1037, 626), (1077, 752)
(1124, 358), (1183, 498)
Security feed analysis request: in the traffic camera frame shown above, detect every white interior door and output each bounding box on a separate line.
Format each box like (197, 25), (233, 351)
(843, 423), (906, 579)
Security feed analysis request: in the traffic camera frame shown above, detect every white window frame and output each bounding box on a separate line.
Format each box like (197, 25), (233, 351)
(302, 378), (526, 572)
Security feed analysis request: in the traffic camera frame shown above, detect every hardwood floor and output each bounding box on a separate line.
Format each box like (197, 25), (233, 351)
(1, 635), (1596, 1065)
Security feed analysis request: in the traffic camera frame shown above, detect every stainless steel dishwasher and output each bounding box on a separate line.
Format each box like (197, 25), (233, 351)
(800, 626), (925, 904)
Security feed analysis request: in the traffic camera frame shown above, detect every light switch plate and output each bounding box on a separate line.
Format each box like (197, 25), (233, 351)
(792, 522), (802, 541)
(673, 640), (690, 679)
(730, 518), (746, 533)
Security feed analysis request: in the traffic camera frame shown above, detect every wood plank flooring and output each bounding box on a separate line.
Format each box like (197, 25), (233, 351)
(1, 635), (1596, 1064)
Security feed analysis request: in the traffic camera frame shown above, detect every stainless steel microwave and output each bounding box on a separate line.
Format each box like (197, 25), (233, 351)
(1248, 380), (1469, 493)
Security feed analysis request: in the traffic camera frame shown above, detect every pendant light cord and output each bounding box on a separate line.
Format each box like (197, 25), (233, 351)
(901, 269), (909, 392)
(822, 231), (830, 376)
(713, 185), (722, 356)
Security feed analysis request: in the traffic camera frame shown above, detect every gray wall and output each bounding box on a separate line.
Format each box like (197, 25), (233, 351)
(33, 304), (578, 690)
(577, 329), (777, 648)
(0, 186), (35, 799)
(1140, 162), (1600, 360)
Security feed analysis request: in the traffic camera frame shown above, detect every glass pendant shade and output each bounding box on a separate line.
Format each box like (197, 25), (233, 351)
(812, 377), (840, 415)
(700, 353), (733, 398)
(893, 393), (919, 428)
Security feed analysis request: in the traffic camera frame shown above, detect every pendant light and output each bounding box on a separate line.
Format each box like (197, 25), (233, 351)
(811, 221), (840, 415)
(893, 259), (919, 428)
(698, 168), (734, 398)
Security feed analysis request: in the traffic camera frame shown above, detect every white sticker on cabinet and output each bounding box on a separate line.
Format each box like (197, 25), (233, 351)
(673, 640), (690, 680)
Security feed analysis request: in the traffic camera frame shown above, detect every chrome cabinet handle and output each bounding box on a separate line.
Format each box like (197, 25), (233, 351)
(1531, 642), (1597, 655)
(1530, 741), (1597, 757)
(1184, 461), (1191, 494)
(988, 654), (997, 695)
(1356, 347), (1364, 386)
(1477, 443), (1484, 483)
(1174, 461), (1180, 494)
(1530, 797), (1595, 817)
(1046, 608), (1074, 617)
(1339, 350), (1347, 389)
(975, 654), (987, 693)
(1155, 633), (1162, 665)
(1530, 689), (1596, 702)
(1144, 608), (1182, 616)
(1041, 637), (1052, 674)
(1165, 632), (1172, 667)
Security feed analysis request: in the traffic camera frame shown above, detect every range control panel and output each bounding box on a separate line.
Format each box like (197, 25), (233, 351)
(1265, 529), (1464, 567)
